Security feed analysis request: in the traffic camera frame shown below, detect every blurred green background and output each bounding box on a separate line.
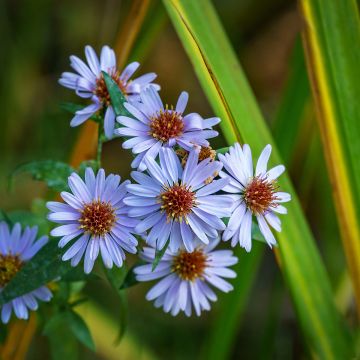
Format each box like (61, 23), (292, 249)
(0, 0), (352, 358)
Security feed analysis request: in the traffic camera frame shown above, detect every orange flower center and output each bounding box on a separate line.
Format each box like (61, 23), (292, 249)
(79, 200), (116, 236)
(94, 70), (127, 106)
(149, 108), (184, 143)
(172, 249), (207, 281)
(244, 176), (278, 214)
(0, 254), (23, 287)
(160, 184), (195, 221)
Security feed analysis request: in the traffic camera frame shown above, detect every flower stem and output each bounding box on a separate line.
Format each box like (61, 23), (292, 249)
(97, 125), (103, 169)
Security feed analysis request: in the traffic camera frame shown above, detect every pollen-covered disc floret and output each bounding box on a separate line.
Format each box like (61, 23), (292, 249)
(0, 222), (52, 324)
(124, 148), (233, 252)
(94, 70), (127, 106)
(47, 168), (139, 274)
(150, 107), (184, 142)
(244, 176), (278, 215)
(219, 143), (291, 252)
(134, 240), (238, 317)
(172, 249), (207, 281)
(79, 200), (116, 236)
(177, 146), (216, 167)
(59, 45), (159, 138)
(160, 184), (196, 221)
(115, 86), (220, 170)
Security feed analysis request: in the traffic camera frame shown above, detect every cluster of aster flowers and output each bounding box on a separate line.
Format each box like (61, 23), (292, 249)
(1, 45), (291, 323)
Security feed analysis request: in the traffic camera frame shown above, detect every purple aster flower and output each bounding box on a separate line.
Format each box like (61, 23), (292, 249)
(134, 240), (238, 316)
(219, 143), (291, 251)
(124, 148), (233, 252)
(47, 168), (139, 274)
(0, 222), (52, 324)
(115, 86), (220, 170)
(59, 45), (159, 138)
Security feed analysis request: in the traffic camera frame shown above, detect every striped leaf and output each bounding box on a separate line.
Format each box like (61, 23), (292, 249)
(163, 0), (352, 358)
(300, 0), (360, 315)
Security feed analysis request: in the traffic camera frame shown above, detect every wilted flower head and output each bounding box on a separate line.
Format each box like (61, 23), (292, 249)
(134, 240), (238, 316)
(124, 148), (233, 252)
(219, 143), (291, 251)
(0, 222), (52, 323)
(59, 45), (159, 138)
(115, 86), (220, 170)
(47, 168), (139, 273)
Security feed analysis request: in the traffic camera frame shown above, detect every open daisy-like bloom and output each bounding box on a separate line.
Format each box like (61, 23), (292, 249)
(47, 168), (138, 273)
(219, 143), (291, 251)
(124, 148), (233, 252)
(115, 86), (220, 170)
(0, 222), (52, 324)
(59, 45), (159, 138)
(134, 240), (238, 316)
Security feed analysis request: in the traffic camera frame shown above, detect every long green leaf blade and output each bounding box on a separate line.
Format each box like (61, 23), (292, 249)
(300, 0), (360, 315)
(163, 0), (352, 358)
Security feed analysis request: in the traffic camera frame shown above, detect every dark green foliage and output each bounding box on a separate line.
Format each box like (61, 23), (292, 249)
(11, 160), (75, 192)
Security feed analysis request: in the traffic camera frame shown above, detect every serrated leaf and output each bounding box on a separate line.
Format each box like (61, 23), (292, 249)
(11, 160), (74, 192)
(152, 238), (170, 271)
(102, 71), (131, 117)
(0, 240), (80, 306)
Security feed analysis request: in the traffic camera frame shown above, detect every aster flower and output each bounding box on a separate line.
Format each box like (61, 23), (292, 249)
(219, 143), (291, 251)
(115, 86), (220, 170)
(47, 168), (138, 273)
(134, 240), (238, 316)
(0, 222), (52, 324)
(59, 45), (159, 138)
(124, 147), (233, 252)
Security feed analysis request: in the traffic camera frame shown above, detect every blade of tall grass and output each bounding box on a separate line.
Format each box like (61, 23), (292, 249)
(203, 23), (312, 360)
(300, 0), (360, 315)
(163, 0), (351, 358)
(272, 38), (310, 165)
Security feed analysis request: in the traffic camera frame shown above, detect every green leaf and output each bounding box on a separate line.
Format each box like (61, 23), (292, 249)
(102, 71), (131, 117)
(11, 160), (74, 192)
(300, 0), (360, 315)
(43, 312), (79, 360)
(272, 37), (310, 165)
(66, 310), (95, 352)
(0, 240), (80, 306)
(60, 102), (102, 122)
(164, 1), (352, 358)
(152, 238), (170, 271)
(78, 160), (98, 176)
(103, 266), (128, 342)
(120, 264), (140, 290)
(60, 102), (86, 114)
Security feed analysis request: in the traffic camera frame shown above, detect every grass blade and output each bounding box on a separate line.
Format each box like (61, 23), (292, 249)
(163, 0), (352, 357)
(300, 0), (360, 315)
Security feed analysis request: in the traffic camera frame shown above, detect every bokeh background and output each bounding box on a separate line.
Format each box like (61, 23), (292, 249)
(0, 0), (352, 358)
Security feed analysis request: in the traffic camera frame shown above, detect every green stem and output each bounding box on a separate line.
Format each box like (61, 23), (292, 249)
(97, 124), (103, 169)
